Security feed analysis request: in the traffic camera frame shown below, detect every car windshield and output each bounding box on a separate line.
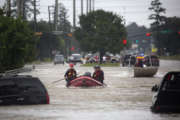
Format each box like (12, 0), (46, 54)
(162, 73), (180, 91)
(72, 54), (82, 59)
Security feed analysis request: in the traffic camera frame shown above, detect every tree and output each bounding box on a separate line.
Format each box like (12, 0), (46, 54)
(0, 12), (37, 72)
(149, 0), (166, 54)
(75, 10), (127, 63)
(57, 3), (72, 57)
(157, 17), (180, 55)
(28, 20), (66, 60)
(126, 22), (151, 53)
(11, 0), (40, 20)
(149, 0), (166, 27)
(57, 3), (71, 34)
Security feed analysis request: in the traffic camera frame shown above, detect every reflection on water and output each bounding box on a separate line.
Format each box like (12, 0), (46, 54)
(0, 60), (180, 120)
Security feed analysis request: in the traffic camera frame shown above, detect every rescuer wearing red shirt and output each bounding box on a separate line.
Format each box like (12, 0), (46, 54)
(92, 65), (104, 84)
(64, 63), (77, 86)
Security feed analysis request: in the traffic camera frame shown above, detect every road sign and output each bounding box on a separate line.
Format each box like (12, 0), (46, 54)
(35, 32), (42, 36)
(67, 33), (73, 37)
(52, 31), (63, 35)
(152, 48), (158, 53)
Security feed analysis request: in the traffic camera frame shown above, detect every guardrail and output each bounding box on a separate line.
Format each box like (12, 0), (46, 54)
(0, 66), (33, 77)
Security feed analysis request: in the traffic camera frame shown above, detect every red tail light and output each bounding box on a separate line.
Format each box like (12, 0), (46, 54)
(46, 92), (50, 104)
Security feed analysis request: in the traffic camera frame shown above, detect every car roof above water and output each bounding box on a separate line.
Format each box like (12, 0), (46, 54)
(0, 75), (42, 86)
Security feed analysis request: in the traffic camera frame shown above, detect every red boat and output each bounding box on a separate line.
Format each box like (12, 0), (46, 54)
(68, 76), (104, 87)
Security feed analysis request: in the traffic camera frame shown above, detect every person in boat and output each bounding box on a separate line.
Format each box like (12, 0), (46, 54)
(92, 65), (104, 84)
(64, 63), (77, 86)
(135, 59), (144, 67)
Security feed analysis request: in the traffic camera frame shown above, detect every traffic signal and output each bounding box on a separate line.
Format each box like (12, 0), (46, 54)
(136, 40), (139, 44)
(123, 39), (127, 45)
(71, 46), (75, 51)
(146, 33), (151, 37)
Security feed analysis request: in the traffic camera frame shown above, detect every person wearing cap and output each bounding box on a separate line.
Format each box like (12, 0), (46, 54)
(92, 65), (104, 84)
(64, 63), (77, 86)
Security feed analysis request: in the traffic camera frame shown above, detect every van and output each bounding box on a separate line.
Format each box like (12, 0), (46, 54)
(54, 54), (65, 65)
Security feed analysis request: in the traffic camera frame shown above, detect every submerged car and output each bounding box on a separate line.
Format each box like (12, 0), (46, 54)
(151, 71), (180, 113)
(68, 54), (83, 64)
(0, 75), (49, 105)
(122, 54), (136, 67)
(54, 54), (65, 65)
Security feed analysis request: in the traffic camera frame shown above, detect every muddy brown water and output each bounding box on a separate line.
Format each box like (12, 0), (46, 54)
(0, 60), (180, 120)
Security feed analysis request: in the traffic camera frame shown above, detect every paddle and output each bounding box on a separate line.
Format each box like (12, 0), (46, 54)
(51, 73), (81, 84)
(52, 78), (65, 84)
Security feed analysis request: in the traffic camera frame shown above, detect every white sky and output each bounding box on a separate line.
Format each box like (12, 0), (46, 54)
(1, 0), (180, 27)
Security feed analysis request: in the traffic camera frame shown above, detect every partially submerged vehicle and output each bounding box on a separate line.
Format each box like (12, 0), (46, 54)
(134, 55), (159, 77)
(122, 54), (136, 67)
(54, 54), (65, 65)
(68, 54), (83, 64)
(0, 75), (49, 105)
(151, 71), (180, 113)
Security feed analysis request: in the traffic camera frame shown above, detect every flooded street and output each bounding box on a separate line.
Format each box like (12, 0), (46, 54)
(0, 60), (180, 120)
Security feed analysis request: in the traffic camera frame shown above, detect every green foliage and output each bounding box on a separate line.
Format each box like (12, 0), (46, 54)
(37, 32), (60, 60)
(156, 17), (180, 55)
(126, 22), (150, 52)
(11, 0), (40, 20)
(75, 10), (127, 54)
(0, 15), (37, 72)
(149, 0), (166, 27)
(57, 3), (71, 33)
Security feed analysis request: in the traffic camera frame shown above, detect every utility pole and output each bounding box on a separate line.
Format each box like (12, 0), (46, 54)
(17, 0), (21, 17)
(93, 0), (95, 11)
(89, 0), (91, 12)
(7, 0), (11, 17)
(17, 0), (24, 18)
(81, 0), (83, 15)
(22, 0), (26, 20)
(33, 0), (37, 32)
(73, 0), (76, 28)
(86, 0), (89, 14)
(54, 0), (58, 31)
(48, 6), (53, 31)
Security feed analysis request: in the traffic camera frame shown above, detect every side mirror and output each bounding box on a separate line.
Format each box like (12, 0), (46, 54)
(152, 84), (159, 92)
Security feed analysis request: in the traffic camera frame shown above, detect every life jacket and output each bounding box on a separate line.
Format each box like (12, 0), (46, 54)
(93, 70), (104, 82)
(66, 69), (76, 79)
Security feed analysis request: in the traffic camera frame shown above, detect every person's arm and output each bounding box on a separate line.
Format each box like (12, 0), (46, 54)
(74, 70), (77, 77)
(64, 69), (69, 78)
(92, 72), (95, 78)
(101, 71), (104, 80)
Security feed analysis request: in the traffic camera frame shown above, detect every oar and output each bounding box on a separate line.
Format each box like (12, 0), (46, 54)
(52, 78), (65, 84)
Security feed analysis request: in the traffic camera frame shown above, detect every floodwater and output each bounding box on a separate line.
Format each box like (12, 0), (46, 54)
(0, 60), (180, 120)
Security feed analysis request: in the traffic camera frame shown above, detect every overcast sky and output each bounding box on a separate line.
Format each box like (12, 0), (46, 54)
(1, 0), (180, 27)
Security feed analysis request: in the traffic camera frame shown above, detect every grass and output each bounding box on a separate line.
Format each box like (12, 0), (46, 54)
(27, 58), (53, 65)
(160, 55), (180, 61)
(81, 63), (120, 67)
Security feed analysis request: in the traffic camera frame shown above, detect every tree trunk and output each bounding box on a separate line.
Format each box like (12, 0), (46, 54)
(99, 50), (105, 64)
